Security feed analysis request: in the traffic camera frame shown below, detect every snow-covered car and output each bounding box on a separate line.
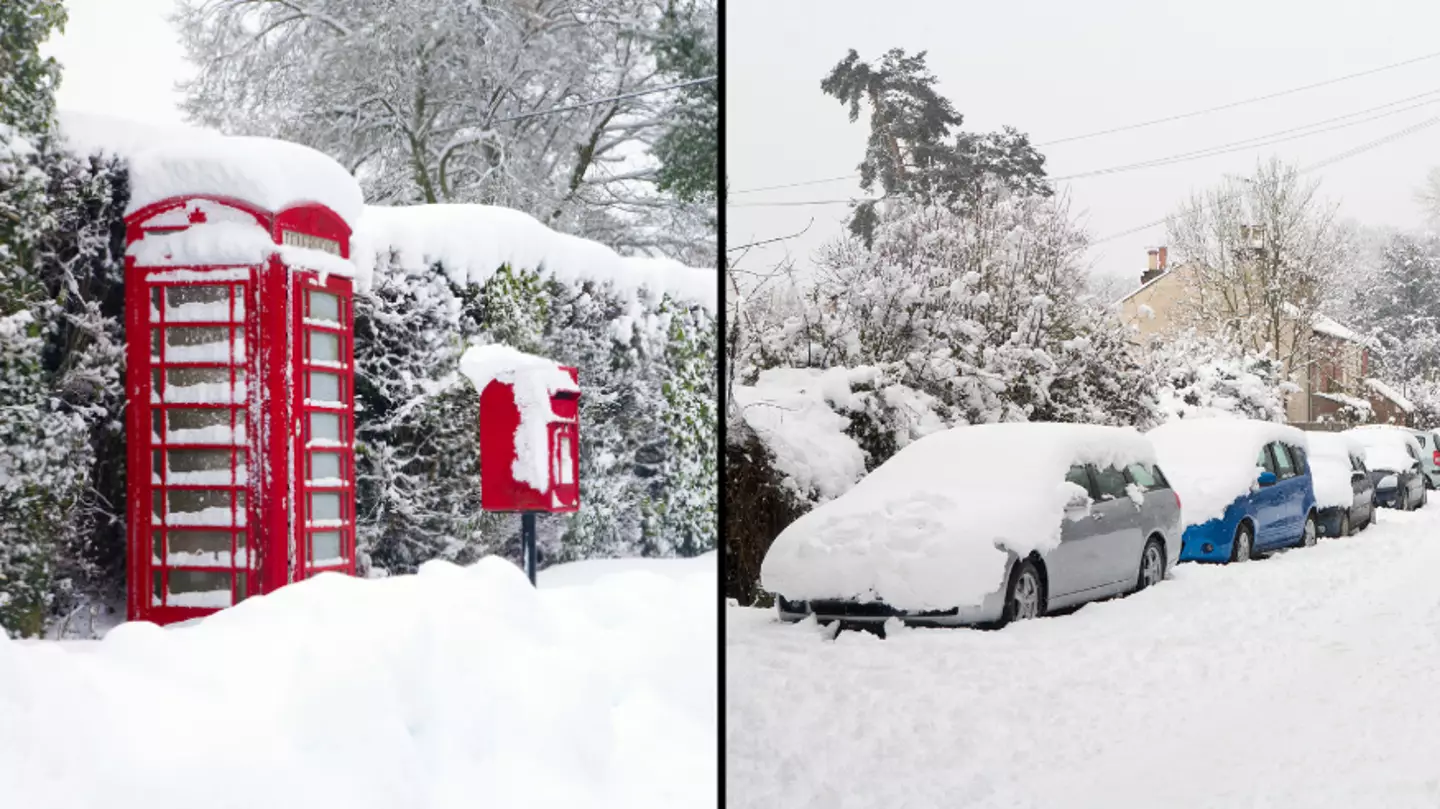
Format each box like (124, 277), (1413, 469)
(1345, 426), (1428, 510)
(763, 423), (1182, 630)
(1304, 431), (1376, 537)
(1396, 427), (1440, 489)
(1147, 418), (1318, 563)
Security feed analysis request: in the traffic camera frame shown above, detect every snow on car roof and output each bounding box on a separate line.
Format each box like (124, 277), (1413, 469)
(760, 422), (1154, 612)
(1147, 417), (1306, 527)
(1305, 431), (1364, 509)
(1345, 426), (1420, 473)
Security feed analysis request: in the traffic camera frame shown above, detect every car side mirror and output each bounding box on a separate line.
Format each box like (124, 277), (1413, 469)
(1257, 470), (1278, 486)
(1351, 470), (1366, 481)
(1066, 492), (1090, 510)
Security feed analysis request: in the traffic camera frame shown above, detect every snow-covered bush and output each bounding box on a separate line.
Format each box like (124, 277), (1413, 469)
(1148, 330), (1292, 423)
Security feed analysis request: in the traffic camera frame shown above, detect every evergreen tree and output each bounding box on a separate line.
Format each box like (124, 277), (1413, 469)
(1352, 232), (1440, 392)
(820, 48), (1049, 246)
(653, 0), (718, 206)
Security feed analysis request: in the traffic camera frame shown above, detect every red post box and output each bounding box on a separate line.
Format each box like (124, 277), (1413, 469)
(465, 345), (581, 585)
(477, 365), (581, 513)
(124, 195), (357, 624)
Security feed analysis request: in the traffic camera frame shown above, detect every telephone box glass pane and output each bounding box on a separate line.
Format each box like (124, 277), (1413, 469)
(165, 489), (234, 525)
(310, 452), (341, 480)
(309, 291), (339, 323)
(167, 408), (242, 444)
(167, 449), (238, 485)
(150, 328), (161, 358)
(167, 570), (232, 607)
(165, 286), (232, 322)
(165, 368), (245, 403)
(310, 492), (340, 521)
(310, 331), (340, 363)
(164, 327), (231, 363)
(310, 412), (340, 443)
(310, 372), (340, 403)
(166, 530), (231, 564)
(311, 531), (341, 562)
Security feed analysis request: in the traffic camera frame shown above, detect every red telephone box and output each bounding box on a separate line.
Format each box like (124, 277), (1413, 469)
(478, 365), (581, 513)
(124, 195), (357, 624)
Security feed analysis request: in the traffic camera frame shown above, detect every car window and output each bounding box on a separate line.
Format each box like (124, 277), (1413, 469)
(1257, 446), (1277, 475)
(1352, 454), (1367, 473)
(1126, 462), (1160, 490)
(1065, 464), (1093, 498)
(1272, 442), (1297, 479)
(1288, 445), (1308, 476)
(1151, 464), (1171, 489)
(1407, 443), (1420, 461)
(1092, 465), (1129, 501)
(1416, 433), (1428, 448)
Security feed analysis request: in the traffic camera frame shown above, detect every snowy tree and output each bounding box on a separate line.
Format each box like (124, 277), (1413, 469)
(1345, 231), (1440, 395)
(1164, 158), (1354, 381)
(1147, 330), (1292, 423)
(652, 0), (717, 205)
(820, 48), (1048, 247)
(752, 191), (1157, 432)
(1416, 167), (1440, 229)
(174, 0), (716, 266)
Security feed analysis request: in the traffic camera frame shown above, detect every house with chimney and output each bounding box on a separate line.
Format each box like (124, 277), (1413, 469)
(1117, 245), (1412, 428)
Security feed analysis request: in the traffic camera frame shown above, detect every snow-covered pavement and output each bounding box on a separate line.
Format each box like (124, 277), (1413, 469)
(727, 508), (1440, 808)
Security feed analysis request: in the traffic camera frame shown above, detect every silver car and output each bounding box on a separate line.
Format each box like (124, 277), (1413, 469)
(776, 452), (1183, 631)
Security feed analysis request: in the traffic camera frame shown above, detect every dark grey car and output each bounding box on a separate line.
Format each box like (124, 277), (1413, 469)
(777, 459), (1183, 631)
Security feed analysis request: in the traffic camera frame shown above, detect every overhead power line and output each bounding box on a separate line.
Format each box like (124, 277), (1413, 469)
(728, 90), (1440, 208)
(1040, 48), (1440, 146)
(728, 48), (1440, 195)
(1089, 114), (1440, 245)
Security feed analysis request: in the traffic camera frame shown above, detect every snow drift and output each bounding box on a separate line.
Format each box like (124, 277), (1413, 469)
(761, 422), (1155, 612)
(0, 554), (716, 809)
(1148, 418), (1306, 527)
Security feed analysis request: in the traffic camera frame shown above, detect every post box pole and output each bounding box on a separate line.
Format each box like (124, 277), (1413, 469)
(521, 511), (537, 586)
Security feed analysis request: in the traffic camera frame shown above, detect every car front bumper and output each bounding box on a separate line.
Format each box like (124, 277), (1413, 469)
(777, 594), (1004, 628)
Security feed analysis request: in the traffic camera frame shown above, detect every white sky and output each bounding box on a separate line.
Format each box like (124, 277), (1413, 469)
(727, 0), (1440, 289)
(41, 0), (190, 126)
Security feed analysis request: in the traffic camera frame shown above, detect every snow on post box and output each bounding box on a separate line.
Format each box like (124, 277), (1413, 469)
(461, 344), (581, 513)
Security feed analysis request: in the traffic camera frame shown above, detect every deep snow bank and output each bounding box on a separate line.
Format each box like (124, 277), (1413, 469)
(0, 554), (716, 809)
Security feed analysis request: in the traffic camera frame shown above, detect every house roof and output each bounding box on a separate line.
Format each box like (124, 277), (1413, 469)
(1365, 378), (1415, 413)
(1116, 267), (1176, 305)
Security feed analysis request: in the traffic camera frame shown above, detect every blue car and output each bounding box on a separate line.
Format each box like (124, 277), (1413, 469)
(1149, 421), (1320, 564)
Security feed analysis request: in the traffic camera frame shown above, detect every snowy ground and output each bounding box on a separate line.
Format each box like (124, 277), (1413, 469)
(1, 553), (716, 809)
(728, 509), (1440, 808)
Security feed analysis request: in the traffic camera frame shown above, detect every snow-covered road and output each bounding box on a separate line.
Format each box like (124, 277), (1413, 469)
(727, 507), (1440, 808)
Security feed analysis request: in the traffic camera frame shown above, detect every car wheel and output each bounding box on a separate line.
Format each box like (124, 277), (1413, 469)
(1136, 538), (1165, 591)
(1402, 488), (1413, 511)
(1301, 513), (1317, 547)
(1232, 523), (1253, 563)
(1423, 487), (1430, 508)
(1341, 511), (1352, 538)
(1001, 559), (1044, 625)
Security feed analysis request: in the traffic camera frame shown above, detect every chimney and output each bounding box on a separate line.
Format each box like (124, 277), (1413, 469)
(1141, 247), (1166, 285)
(1157, 246), (1167, 271)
